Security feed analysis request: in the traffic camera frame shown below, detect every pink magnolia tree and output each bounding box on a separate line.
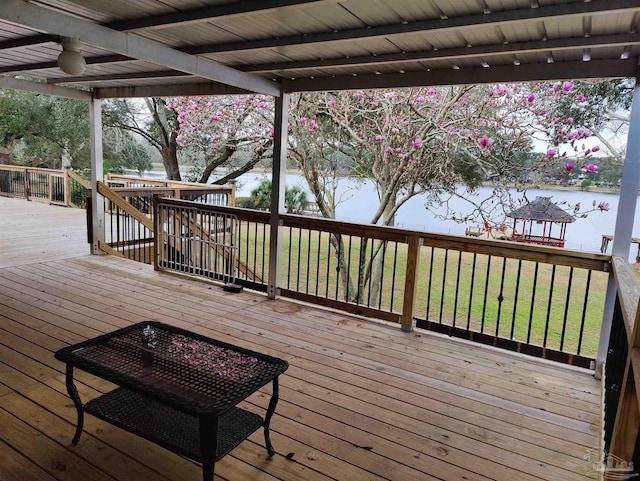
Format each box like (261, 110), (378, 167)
(166, 95), (274, 183)
(153, 82), (612, 302)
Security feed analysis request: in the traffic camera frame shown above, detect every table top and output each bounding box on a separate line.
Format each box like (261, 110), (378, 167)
(55, 321), (288, 416)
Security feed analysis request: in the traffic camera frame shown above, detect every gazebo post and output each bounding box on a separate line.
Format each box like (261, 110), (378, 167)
(596, 74), (640, 377)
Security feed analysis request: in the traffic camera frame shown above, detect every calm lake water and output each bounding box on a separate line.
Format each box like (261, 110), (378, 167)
(134, 169), (639, 260)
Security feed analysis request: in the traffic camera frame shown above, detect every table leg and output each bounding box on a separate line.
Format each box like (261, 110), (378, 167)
(199, 416), (219, 481)
(263, 377), (280, 457)
(64, 364), (84, 445)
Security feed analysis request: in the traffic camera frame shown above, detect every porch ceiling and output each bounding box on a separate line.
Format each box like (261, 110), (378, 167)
(0, 0), (638, 97)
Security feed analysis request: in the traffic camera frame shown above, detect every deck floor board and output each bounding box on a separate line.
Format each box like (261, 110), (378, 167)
(0, 197), (601, 480)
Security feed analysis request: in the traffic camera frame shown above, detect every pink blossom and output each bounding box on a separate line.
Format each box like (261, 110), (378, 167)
(371, 101), (378, 107)
(300, 117), (307, 124)
(562, 81), (574, 92)
(328, 99), (336, 107)
(355, 91), (363, 97)
(553, 83), (560, 92)
(384, 92), (394, 98)
(547, 148), (556, 158)
(413, 139), (423, 149)
(585, 149), (591, 156)
(258, 101), (266, 108)
(598, 202), (610, 211)
(310, 122), (319, 131)
(496, 85), (507, 96)
(478, 135), (490, 149)
(586, 163), (598, 173)
(527, 93), (535, 103)
(391, 127), (400, 134)
(567, 117), (574, 124)
(565, 162), (575, 171)
(269, 128), (274, 137)
(384, 146), (393, 153)
(414, 95), (424, 103)
(427, 88), (436, 95)
(375, 135), (383, 142)
(488, 89), (494, 97)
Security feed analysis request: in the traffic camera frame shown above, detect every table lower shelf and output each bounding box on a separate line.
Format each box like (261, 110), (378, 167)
(84, 387), (264, 462)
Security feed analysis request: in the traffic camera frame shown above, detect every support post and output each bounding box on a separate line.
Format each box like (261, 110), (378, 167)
(64, 167), (71, 207)
(89, 97), (105, 255)
(597, 75), (640, 377)
(267, 92), (290, 300)
(401, 235), (422, 332)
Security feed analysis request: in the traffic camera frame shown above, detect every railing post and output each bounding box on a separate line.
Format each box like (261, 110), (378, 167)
(24, 167), (30, 201)
(48, 171), (53, 204)
(401, 235), (422, 332)
(64, 167), (71, 207)
(153, 194), (160, 271)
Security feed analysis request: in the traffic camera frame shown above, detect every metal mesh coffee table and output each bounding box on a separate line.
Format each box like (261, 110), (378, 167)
(55, 321), (289, 481)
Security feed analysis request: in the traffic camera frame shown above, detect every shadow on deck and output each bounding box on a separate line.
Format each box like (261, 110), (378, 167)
(0, 197), (601, 481)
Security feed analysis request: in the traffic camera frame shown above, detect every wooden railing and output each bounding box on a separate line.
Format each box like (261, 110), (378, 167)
(0, 165), (89, 207)
(604, 257), (640, 476)
(105, 173), (235, 207)
(151, 198), (611, 367)
(97, 181), (237, 266)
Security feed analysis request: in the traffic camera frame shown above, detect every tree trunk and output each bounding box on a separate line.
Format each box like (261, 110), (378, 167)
(161, 141), (180, 181)
(369, 200), (396, 304)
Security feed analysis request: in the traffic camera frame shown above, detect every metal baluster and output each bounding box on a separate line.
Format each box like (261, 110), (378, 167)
(467, 253), (477, 330)
(439, 249), (449, 323)
(560, 267), (574, 351)
(496, 257), (507, 337)
(543, 265), (557, 347)
(480, 255), (492, 332)
(390, 243), (398, 313)
(527, 263), (540, 344)
(306, 229), (312, 293)
(577, 271), (592, 355)
(315, 230), (321, 297)
(452, 251), (462, 326)
(510, 260), (522, 339)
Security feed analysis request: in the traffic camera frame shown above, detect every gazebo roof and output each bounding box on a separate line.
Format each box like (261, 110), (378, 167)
(0, 0), (638, 100)
(506, 196), (576, 223)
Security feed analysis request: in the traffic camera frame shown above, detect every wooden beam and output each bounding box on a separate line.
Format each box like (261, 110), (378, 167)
(0, 76), (91, 101)
(0, 0), (280, 96)
(0, 33), (57, 50)
(283, 59), (639, 92)
(242, 33), (640, 73)
(183, 0), (640, 55)
(47, 70), (188, 85)
(94, 82), (251, 99)
(0, 55), (130, 75)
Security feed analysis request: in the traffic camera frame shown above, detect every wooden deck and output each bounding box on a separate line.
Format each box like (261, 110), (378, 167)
(0, 199), (602, 481)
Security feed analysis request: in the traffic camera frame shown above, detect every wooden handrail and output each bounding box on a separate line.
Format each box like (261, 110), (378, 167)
(608, 256), (640, 471)
(612, 256), (640, 339)
(97, 181), (154, 230)
(153, 197), (611, 273)
(67, 170), (91, 189)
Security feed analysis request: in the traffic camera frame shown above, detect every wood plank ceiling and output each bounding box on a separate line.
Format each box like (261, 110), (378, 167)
(0, 0), (638, 97)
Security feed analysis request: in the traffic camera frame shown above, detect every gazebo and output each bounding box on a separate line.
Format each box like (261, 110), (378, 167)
(507, 196), (575, 248)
